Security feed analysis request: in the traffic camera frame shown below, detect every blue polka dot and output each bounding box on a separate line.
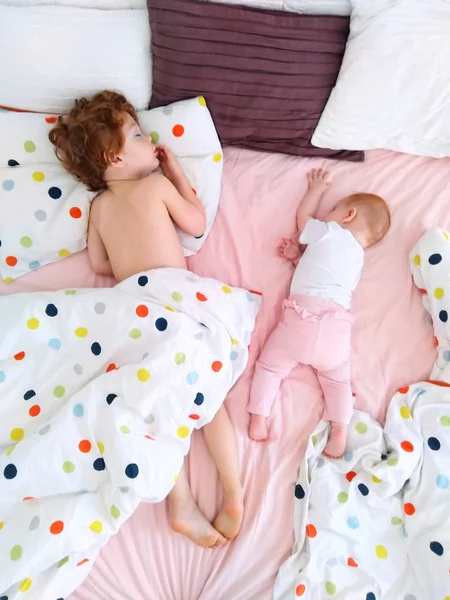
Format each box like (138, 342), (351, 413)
(366, 594), (376, 600)
(246, 292), (255, 302)
(443, 350), (450, 362)
(439, 310), (448, 323)
(428, 437), (441, 451)
(106, 393), (117, 405)
(91, 342), (101, 356)
(230, 351), (238, 361)
(347, 516), (360, 529)
(138, 275), (148, 287)
(125, 463), (139, 478)
(429, 253), (442, 265)
(45, 303), (58, 317)
(0, 595), (9, 600)
(48, 186), (62, 199)
(194, 392), (204, 405)
(2, 180), (14, 191)
(73, 403), (84, 417)
(187, 372), (199, 385)
(436, 474), (449, 489)
(8, 159), (19, 167)
(0, 371), (5, 383)
(295, 484), (305, 499)
(48, 338), (62, 350)
(381, 454), (388, 460)
(4, 464), (17, 479)
(93, 458), (105, 471)
(29, 260), (40, 270)
(23, 389), (36, 401)
(78, 488), (88, 493)
(155, 317), (168, 332)
(344, 450), (353, 462)
(402, 526), (408, 539)
(358, 483), (369, 496)
(430, 541), (444, 556)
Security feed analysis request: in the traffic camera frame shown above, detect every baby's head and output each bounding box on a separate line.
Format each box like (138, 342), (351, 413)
(325, 193), (391, 248)
(49, 90), (159, 191)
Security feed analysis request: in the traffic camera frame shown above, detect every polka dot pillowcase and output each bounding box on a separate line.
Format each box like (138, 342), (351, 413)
(0, 96), (222, 281)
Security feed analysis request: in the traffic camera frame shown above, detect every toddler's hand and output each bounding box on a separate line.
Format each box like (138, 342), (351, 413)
(307, 168), (330, 194)
(277, 237), (302, 261)
(156, 145), (184, 184)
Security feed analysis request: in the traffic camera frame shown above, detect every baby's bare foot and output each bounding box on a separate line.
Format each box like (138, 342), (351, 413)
(323, 423), (348, 459)
(213, 491), (244, 540)
(169, 496), (227, 548)
(249, 414), (269, 441)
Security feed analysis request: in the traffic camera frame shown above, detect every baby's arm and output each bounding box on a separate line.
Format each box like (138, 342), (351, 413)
(87, 216), (113, 277)
(296, 169), (330, 234)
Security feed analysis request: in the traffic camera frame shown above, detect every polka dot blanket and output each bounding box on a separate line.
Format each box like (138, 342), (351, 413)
(0, 268), (259, 600)
(273, 228), (450, 600)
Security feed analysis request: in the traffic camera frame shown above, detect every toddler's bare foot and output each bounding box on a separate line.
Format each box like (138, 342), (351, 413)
(249, 414), (269, 441)
(323, 423), (348, 459)
(169, 493), (227, 548)
(213, 490), (244, 540)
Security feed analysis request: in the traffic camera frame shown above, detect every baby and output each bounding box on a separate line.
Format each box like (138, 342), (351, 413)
(248, 169), (391, 458)
(49, 90), (244, 548)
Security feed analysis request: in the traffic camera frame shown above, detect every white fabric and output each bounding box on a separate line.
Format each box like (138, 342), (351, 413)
(312, 0), (450, 158)
(0, 97), (223, 280)
(290, 218), (364, 309)
(0, 269), (259, 600)
(201, 0), (350, 14)
(0, 6), (151, 113)
(0, 0), (145, 6)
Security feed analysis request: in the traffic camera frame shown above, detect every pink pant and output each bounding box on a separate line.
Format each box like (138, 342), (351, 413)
(248, 295), (354, 424)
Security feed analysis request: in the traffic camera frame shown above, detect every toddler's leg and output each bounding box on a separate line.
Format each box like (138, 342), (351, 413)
(168, 464), (227, 548)
(203, 405), (244, 540)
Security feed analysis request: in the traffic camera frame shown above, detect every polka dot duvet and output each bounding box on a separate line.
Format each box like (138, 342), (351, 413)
(274, 228), (450, 600)
(0, 268), (259, 599)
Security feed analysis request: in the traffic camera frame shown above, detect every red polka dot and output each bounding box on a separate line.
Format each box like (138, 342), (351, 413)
(212, 361), (223, 372)
(401, 440), (414, 452)
(404, 502), (415, 515)
(145, 435), (155, 440)
(347, 557), (358, 568)
(425, 379), (450, 387)
(434, 336), (439, 347)
(14, 351), (25, 361)
(69, 207), (82, 219)
(50, 520), (64, 535)
(45, 116), (57, 124)
(296, 584), (306, 597)
(136, 305), (149, 318)
(172, 124), (184, 137)
(28, 405), (41, 417)
(5, 256), (18, 267)
(23, 496), (34, 501)
(346, 471), (357, 482)
(77, 558), (89, 567)
(189, 414), (200, 420)
(306, 524), (317, 538)
(399, 386), (410, 394)
(78, 439), (92, 453)
(419, 288), (427, 294)
(249, 290), (263, 296)
(106, 363), (117, 373)
(196, 292), (207, 302)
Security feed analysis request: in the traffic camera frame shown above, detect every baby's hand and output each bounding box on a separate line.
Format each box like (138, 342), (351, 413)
(156, 145), (184, 184)
(307, 168), (330, 194)
(277, 237), (302, 261)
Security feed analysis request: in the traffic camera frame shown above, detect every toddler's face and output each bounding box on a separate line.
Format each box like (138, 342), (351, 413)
(121, 114), (160, 174)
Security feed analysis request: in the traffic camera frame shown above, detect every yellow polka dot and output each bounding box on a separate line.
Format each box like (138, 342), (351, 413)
(6, 446), (15, 456)
(177, 426), (190, 439)
(443, 232), (449, 240)
(231, 338), (239, 346)
(372, 475), (382, 483)
(0, 521), (4, 530)
(174, 474), (179, 483)
(3, 277), (13, 284)
(32, 171), (45, 182)
(137, 368), (150, 382)
(97, 441), (105, 454)
(58, 249), (71, 257)
(89, 520), (103, 533)
(165, 305), (175, 312)
(26, 318), (40, 330)
(75, 327), (88, 338)
(213, 152), (222, 163)
(222, 285), (232, 294)
(375, 545), (388, 559)
(198, 96), (207, 107)
(10, 428), (24, 442)
(20, 577), (32, 592)
(400, 406), (411, 419)
(413, 254), (421, 266)
(435, 288), (445, 300)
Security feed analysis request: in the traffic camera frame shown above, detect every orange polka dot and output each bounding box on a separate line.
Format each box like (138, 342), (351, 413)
(45, 116), (57, 124)
(14, 351), (25, 361)
(69, 207), (82, 219)
(346, 471), (357, 482)
(296, 584), (306, 597)
(434, 336), (439, 347)
(106, 363), (117, 373)
(404, 502), (415, 515)
(249, 289), (263, 296)
(196, 292), (207, 302)
(425, 379), (450, 387)
(306, 524), (317, 538)
(172, 124), (185, 137)
(419, 288), (427, 294)
(136, 305), (149, 318)
(212, 361), (223, 372)
(401, 440), (414, 452)
(399, 386), (410, 394)
(347, 557), (358, 567)
(189, 414), (200, 420)
(77, 558), (89, 567)
(28, 405), (41, 417)
(23, 496), (34, 501)
(78, 439), (92, 453)
(5, 256), (17, 267)
(145, 435), (155, 440)
(50, 520), (64, 535)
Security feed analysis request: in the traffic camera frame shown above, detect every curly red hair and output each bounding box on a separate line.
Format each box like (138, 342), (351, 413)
(48, 90), (138, 192)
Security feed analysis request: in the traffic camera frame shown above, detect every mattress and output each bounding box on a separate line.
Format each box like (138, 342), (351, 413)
(3, 147), (450, 599)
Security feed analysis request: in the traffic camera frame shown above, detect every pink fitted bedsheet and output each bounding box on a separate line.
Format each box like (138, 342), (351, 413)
(3, 147), (450, 600)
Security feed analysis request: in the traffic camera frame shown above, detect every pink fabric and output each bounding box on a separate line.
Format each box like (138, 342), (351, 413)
(2, 147), (450, 599)
(248, 295), (353, 423)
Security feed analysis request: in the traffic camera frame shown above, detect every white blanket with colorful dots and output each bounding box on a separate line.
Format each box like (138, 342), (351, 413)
(273, 228), (450, 600)
(0, 269), (259, 600)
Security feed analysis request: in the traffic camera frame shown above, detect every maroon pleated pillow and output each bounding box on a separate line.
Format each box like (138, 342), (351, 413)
(147, 0), (363, 161)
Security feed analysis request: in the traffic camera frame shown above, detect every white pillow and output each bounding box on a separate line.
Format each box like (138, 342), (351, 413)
(201, 0), (350, 13)
(0, 6), (151, 113)
(312, 0), (450, 157)
(0, 97), (223, 281)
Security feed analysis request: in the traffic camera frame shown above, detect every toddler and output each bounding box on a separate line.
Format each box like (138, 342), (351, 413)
(248, 169), (391, 457)
(49, 90), (244, 548)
